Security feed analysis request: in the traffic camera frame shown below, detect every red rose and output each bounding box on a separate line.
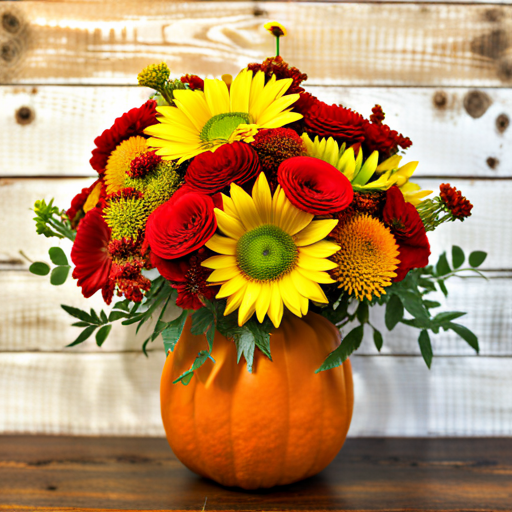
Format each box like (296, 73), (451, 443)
(71, 208), (113, 301)
(90, 100), (157, 175)
(146, 191), (217, 259)
(277, 156), (354, 215)
(383, 186), (430, 281)
(304, 100), (366, 144)
(185, 142), (260, 194)
(150, 249), (217, 310)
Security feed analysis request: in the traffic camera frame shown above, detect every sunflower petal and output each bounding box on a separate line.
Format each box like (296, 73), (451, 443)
(296, 266), (336, 284)
(298, 252), (338, 271)
(205, 234), (237, 255)
(230, 183), (261, 231)
(208, 266), (241, 282)
(215, 208), (246, 239)
(255, 282), (272, 323)
(252, 173), (273, 224)
(201, 255), (237, 270)
(268, 282), (284, 328)
(278, 273), (302, 317)
(238, 280), (260, 325)
(290, 270), (328, 303)
(224, 285), (247, 316)
(294, 219), (339, 246)
(204, 78), (230, 116)
(217, 274), (248, 299)
(299, 240), (340, 258)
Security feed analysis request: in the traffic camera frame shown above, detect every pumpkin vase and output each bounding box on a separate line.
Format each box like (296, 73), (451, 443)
(160, 311), (354, 489)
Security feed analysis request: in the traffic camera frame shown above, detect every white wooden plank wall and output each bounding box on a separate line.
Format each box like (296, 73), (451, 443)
(0, 1), (511, 437)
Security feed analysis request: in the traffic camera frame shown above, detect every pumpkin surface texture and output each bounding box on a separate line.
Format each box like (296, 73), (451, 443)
(160, 311), (354, 489)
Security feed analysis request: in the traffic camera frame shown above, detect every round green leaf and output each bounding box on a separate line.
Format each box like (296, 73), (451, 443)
(29, 262), (50, 276)
(451, 246), (465, 269)
(49, 246), (68, 266)
(50, 265), (70, 285)
(469, 251), (487, 268)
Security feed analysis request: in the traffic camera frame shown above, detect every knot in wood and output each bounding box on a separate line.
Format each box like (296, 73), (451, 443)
(463, 90), (492, 119)
(2, 13), (20, 34)
(15, 106), (35, 125)
(496, 114), (509, 133)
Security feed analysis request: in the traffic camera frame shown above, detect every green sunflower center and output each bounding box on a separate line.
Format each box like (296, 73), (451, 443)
(236, 224), (298, 281)
(200, 112), (251, 142)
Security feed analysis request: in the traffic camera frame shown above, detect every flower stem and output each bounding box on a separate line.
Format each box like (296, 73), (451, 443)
(276, 36), (280, 56)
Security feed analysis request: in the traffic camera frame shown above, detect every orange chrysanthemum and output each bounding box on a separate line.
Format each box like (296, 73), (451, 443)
(331, 214), (400, 301)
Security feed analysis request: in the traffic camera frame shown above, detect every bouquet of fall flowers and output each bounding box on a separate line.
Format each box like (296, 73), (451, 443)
(31, 23), (484, 381)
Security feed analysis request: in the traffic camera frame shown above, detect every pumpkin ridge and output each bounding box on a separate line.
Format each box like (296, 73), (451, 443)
(278, 317), (292, 485)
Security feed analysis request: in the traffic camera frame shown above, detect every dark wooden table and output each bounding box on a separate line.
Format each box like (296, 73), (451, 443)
(1, 436), (511, 511)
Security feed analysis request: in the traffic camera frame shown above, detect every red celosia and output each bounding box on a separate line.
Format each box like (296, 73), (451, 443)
(251, 128), (307, 184)
(107, 187), (144, 201)
(146, 191), (217, 259)
(439, 183), (473, 220)
(383, 186), (430, 281)
(151, 248), (216, 310)
(247, 56), (307, 95)
(185, 142), (260, 194)
(90, 100), (157, 175)
(128, 151), (162, 179)
(363, 105), (412, 158)
(304, 100), (366, 145)
(180, 74), (204, 91)
(278, 156), (353, 215)
(71, 208), (113, 301)
(109, 260), (151, 303)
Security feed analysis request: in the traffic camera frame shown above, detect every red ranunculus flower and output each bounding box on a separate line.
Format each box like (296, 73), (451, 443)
(383, 186), (430, 281)
(90, 100), (157, 175)
(185, 142), (260, 194)
(278, 156), (354, 215)
(151, 248), (217, 310)
(71, 208), (113, 301)
(304, 100), (366, 144)
(146, 191), (217, 259)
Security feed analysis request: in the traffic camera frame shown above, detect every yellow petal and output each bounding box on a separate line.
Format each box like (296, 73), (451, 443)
(217, 274), (248, 299)
(296, 266), (336, 284)
(201, 255), (237, 270)
(278, 273), (302, 317)
(173, 90), (211, 133)
(230, 69), (252, 113)
(204, 78), (230, 116)
(299, 240), (340, 258)
(299, 293), (309, 316)
(352, 150), (379, 186)
(224, 285), (246, 316)
(297, 252), (338, 271)
(268, 282), (284, 328)
(252, 172), (273, 224)
(255, 282), (272, 323)
(221, 194), (238, 218)
(215, 208), (246, 239)
(279, 196), (313, 236)
(290, 270), (328, 303)
(230, 183), (261, 231)
(207, 266), (241, 282)
(294, 219), (338, 247)
(205, 233), (237, 255)
(377, 154), (402, 173)
(238, 280), (260, 325)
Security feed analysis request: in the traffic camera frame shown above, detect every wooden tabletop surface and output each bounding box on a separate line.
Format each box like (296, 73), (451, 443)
(1, 436), (511, 511)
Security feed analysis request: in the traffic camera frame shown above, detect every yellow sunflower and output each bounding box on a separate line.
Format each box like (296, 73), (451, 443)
(301, 133), (432, 204)
(144, 69), (303, 164)
(202, 173), (340, 328)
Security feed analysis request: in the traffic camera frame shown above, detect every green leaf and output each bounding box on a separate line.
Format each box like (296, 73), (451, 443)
(113, 300), (131, 312)
(50, 265), (70, 286)
(235, 329), (256, 373)
(100, 310), (108, 324)
(29, 262), (50, 276)
(191, 307), (216, 352)
(423, 300), (441, 310)
(446, 322), (479, 353)
(162, 310), (189, 354)
(451, 246), (465, 269)
(433, 311), (467, 325)
(469, 251), (487, 268)
(66, 325), (97, 347)
(246, 320), (272, 361)
(48, 246), (68, 266)
(71, 321), (91, 327)
(356, 301), (369, 324)
(418, 330), (433, 369)
(373, 328), (383, 352)
(121, 312), (146, 326)
(89, 308), (101, 325)
(435, 252), (451, 276)
(401, 317), (431, 329)
(173, 350), (213, 385)
(316, 325), (364, 373)
(109, 310), (129, 322)
(418, 278), (437, 293)
(438, 279), (448, 297)
(95, 324), (112, 347)
(61, 304), (94, 323)
(399, 290), (431, 323)
(385, 294), (404, 331)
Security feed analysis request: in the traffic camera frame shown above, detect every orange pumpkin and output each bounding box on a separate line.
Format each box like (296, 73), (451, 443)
(160, 311), (354, 489)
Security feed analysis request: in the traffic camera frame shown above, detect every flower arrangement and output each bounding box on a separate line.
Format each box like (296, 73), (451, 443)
(30, 23), (486, 380)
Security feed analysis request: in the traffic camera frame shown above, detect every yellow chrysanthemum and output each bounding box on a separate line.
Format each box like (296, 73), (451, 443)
(301, 133), (433, 204)
(145, 69), (303, 164)
(104, 136), (148, 195)
(331, 214), (400, 301)
(202, 173), (340, 328)
(264, 21), (287, 37)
